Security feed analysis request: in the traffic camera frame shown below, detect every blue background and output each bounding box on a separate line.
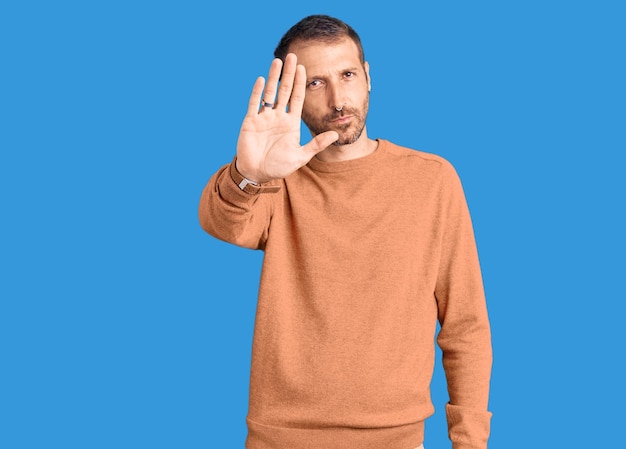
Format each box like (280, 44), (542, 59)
(1, 1), (624, 447)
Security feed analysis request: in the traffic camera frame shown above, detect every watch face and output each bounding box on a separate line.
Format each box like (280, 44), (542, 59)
(238, 178), (250, 190)
(237, 178), (259, 194)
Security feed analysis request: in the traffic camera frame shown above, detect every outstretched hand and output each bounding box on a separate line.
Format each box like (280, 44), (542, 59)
(235, 53), (338, 184)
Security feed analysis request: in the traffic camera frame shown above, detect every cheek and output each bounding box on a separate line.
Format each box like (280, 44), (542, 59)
(353, 85), (369, 103)
(304, 88), (331, 107)
(301, 101), (322, 122)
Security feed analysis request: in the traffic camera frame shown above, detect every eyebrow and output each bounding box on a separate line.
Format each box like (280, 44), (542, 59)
(307, 66), (361, 80)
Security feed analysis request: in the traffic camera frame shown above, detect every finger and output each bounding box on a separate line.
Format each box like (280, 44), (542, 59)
(275, 53), (298, 109)
(287, 63), (306, 116)
(301, 131), (339, 158)
(247, 76), (265, 116)
(261, 58), (283, 108)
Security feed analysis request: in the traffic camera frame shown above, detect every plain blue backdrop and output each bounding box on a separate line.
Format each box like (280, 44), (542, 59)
(1, 1), (624, 447)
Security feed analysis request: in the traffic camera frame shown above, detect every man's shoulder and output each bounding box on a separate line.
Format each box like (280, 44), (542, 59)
(379, 139), (455, 173)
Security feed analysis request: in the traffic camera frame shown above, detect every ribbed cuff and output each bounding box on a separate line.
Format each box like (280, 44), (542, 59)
(446, 403), (492, 449)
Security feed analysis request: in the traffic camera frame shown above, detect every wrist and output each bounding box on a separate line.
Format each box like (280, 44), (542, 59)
(230, 157), (280, 194)
(235, 159), (261, 184)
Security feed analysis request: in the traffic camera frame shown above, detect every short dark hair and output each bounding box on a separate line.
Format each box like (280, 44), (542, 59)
(274, 15), (365, 64)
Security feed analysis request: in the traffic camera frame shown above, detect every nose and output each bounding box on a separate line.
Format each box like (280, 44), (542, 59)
(327, 82), (346, 111)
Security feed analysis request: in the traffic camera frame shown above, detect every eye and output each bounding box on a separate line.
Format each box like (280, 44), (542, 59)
(344, 71), (355, 79)
(307, 79), (323, 90)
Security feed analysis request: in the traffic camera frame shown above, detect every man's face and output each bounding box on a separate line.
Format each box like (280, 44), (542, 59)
(289, 37), (371, 146)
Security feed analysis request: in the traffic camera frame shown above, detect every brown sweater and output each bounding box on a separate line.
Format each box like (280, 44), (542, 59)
(199, 140), (492, 449)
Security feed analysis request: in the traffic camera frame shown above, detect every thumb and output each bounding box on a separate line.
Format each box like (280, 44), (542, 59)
(301, 131), (339, 157)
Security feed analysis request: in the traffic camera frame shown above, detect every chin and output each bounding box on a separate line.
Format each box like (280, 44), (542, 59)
(332, 129), (364, 146)
(332, 138), (356, 146)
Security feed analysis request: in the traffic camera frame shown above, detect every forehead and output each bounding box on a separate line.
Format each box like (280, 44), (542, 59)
(288, 37), (362, 75)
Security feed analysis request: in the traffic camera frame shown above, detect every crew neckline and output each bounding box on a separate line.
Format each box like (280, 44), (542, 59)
(307, 139), (387, 173)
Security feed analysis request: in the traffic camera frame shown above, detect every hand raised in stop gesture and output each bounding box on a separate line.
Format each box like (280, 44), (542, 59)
(235, 53), (338, 184)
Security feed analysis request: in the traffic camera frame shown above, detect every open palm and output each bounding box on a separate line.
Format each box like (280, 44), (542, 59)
(235, 54), (338, 184)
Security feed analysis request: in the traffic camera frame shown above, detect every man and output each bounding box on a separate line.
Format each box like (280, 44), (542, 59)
(199, 14), (492, 449)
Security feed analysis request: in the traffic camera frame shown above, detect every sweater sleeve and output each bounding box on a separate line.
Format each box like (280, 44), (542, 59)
(434, 161), (493, 449)
(198, 160), (280, 250)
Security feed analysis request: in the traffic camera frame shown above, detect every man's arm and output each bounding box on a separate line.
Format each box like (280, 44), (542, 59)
(198, 160), (278, 250)
(198, 53), (338, 248)
(435, 162), (493, 449)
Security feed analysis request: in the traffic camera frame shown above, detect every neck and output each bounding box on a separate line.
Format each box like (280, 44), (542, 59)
(315, 129), (378, 163)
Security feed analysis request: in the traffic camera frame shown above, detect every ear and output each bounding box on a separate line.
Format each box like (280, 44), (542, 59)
(364, 61), (371, 92)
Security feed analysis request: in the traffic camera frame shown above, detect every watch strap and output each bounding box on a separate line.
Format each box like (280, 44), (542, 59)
(229, 157), (281, 194)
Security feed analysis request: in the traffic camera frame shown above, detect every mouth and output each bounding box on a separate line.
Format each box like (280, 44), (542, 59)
(329, 115), (352, 124)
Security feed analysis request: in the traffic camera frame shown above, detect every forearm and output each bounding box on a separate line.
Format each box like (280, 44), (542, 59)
(198, 160), (277, 250)
(439, 314), (492, 449)
(437, 275), (492, 449)
(437, 268), (492, 410)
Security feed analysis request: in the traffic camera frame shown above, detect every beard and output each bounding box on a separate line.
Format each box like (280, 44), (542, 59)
(302, 94), (369, 146)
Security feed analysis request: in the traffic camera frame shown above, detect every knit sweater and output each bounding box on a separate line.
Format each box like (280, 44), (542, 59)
(198, 139), (492, 449)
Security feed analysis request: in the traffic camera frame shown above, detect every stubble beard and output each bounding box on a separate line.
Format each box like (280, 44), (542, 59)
(302, 95), (369, 146)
